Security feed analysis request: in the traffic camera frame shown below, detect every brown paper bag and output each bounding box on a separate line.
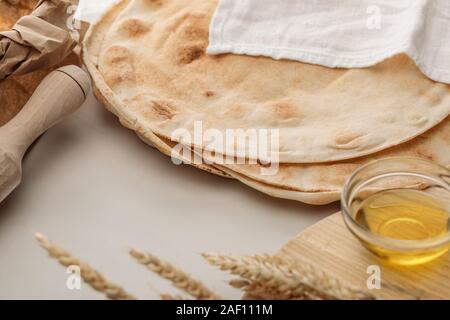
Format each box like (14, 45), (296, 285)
(0, 0), (80, 125)
(0, 0), (78, 80)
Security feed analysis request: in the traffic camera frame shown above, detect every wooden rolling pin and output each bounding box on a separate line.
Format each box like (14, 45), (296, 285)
(0, 65), (91, 203)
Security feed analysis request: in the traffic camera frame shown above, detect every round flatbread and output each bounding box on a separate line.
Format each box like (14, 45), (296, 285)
(203, 118), (450, 204)
(84, 0), (450, 164)
(153, 115), (449, 205)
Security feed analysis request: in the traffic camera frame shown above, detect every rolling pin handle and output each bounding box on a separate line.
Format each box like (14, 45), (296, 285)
(0, 65), (91, 160)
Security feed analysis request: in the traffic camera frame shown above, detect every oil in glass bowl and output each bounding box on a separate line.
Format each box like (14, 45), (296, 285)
(354, 189), (450, 265)
(341, 157), (450, 266)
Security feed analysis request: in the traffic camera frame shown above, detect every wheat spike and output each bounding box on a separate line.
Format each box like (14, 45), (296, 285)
(130, 249), (221, 300)
(35, 233), (136, 300)
(203, 253), (374, 300)
(229, 278), (321, 300)
(160, 294), (188, 300)
(229, 279), (293, 300)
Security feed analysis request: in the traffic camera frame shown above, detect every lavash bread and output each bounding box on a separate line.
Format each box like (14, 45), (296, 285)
(132, 123), (450, 205)
(155, 133), (339, 205)
(195, 120), (450, 204)
(85, 0), (450, 164)
(157, 116), (449, 205)
(83, 0), (450, 204)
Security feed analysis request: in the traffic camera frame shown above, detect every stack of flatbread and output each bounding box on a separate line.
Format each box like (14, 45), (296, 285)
(83, 0), (450, 205)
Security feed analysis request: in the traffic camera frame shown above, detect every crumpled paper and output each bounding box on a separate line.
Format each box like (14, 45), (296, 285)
(0, 0), (78, 80)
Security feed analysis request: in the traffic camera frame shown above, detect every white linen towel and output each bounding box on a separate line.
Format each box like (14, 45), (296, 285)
(208, 0), (450, 84)
(75, 0), (115, 23)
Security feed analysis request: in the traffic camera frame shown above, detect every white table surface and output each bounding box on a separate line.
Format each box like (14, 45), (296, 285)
(0, 91), (338, 299)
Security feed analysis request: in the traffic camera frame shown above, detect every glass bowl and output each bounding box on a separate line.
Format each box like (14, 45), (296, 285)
(341, 157), (450, 266)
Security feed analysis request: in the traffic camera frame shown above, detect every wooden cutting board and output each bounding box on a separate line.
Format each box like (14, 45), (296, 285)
(275, 213), (450, 300)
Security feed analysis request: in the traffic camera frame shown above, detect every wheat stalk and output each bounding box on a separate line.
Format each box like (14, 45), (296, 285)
(229, 278), (317, 300)
(35, 233), (136, 300)
(130, 249), (222, 300)
(203, 253), (375, 300)
(229, 279), (291, 300)
(216, 255), (323, 300)
(160, 294), (188, 300)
